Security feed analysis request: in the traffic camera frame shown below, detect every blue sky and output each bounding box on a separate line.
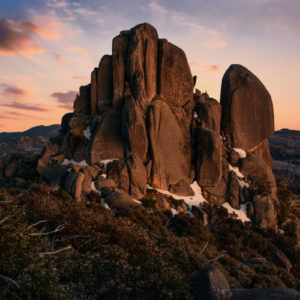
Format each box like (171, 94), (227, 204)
(0, 0), (300, 131)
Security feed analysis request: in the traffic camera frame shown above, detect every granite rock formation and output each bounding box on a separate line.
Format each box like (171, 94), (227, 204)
(36, 23), (278, 230)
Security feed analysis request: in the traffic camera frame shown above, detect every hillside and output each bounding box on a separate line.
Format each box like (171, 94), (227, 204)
(0, 125), (60, 159)
(269, 129), (300, 196)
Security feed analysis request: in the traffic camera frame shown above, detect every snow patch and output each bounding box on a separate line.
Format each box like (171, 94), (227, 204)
(222, 202), (251, 223)
(229, 163), (244, 178)
(171, 208), (178, 216)
(91, 181), (110, 210)
(193, 111), (198, 118)
(100, 159), (119, 167)
(233, 148), (247, 159)
(279, 229), (285, 234)
(62, 159), (88, 167)
(147, 181), (207, 209)
(83, 126), (91, 140)
(238, 179), (249, 189)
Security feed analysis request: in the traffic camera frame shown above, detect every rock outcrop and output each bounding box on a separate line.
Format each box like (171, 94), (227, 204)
(221, 64), (274, 150)
(37, 23), (279, 231)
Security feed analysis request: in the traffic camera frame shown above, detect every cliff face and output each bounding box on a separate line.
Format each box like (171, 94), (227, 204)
(35, 23), (278, 230)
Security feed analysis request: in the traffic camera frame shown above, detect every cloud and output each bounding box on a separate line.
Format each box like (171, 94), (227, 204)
(0, 18), (44, 56)
(0, 83), (29, 99)
(0, 18), (62, 56)
(204, 64), (219, 72)
(0, 101), (49, 112)
(52, 52), (65, 65)
(190, 62), (220, 72)
(50, 90), (77, 110)
(47, 0), (68, 8)
(72, 74), (89, 81)
(66, 46), (89, 53)
(204, 31), (227, 48)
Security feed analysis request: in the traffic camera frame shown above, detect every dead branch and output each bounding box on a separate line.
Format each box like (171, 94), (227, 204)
(0, 274), (20, 289)
(52, 235), (89, 243)
(199, 240), (209, 255)
(0, 208), (22, 226)
(0, 200), (12, 204)
(25, 224), (65, 237)
(39, 245), (72, 257)
(208, 252), (225, 264)
(27, 220), (48, 230)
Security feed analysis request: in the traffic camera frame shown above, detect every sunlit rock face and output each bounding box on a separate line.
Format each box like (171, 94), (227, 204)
(36, 23), (278, 230)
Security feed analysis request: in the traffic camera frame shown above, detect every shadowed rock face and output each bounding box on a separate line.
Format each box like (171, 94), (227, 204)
(221, 64), (274, 150)
(36, 22), (279, 231)
(158, 39), (194, 107)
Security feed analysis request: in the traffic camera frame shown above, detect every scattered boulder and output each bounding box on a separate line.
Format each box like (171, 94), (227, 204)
(192, 264), (231, 300)
(4, 160), (18, 178)
(221, 64), (274, 150)
(104, 188), (141, 209)
(169, 178), (194, 196)
(106, 160), (130, 193)
(267, 241), (293, 271)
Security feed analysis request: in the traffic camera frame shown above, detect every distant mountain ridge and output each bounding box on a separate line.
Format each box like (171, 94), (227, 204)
(0, 124), (60, 159)
(0, 124), (60, 142)
(269, 128), (300, 195)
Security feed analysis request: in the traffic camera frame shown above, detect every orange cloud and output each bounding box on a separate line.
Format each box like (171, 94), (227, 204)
(205, 31), (227, 49)
(0, 18), (62, 56)
(204, 64), (219, 72)
(66, 46), (89, 53)
(51, 90), (77, 110)
(72, 74), (89, 81)
(52, 52), (65, 65)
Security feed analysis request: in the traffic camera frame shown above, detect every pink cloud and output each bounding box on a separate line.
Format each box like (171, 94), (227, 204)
(66, 46), (89, 53)
(0, 101), (49, 112)
(52, 52), (65, 65)
(50, 90), (77, 110)
(0, 83), (29, 99)
(0, 18), (62, 56)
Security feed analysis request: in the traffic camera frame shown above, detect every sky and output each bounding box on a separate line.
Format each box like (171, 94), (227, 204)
(0, 0), (299, 132)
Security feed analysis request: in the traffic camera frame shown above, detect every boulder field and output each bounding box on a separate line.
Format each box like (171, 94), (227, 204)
(37, 23), (277, 230)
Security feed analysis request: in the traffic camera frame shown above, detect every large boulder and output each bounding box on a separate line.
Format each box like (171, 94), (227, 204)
(196, 98), (222, 134)
(158, 39), (194, 107)
(112, 31), (129, 109)
(221, 64), (274, 150)
(74, 84), (91, 114)
(196, 128), (224, 187)
(92, 55), (113, 114)
(248, 139), (273, 169)
(106, 160), (130, 193)
(88, 109), (125, 164)
(104, 188), (141, 210)
(126, 23), (158, 109)
(240, 153), (278, 230)
(148, 98), (191, 190)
